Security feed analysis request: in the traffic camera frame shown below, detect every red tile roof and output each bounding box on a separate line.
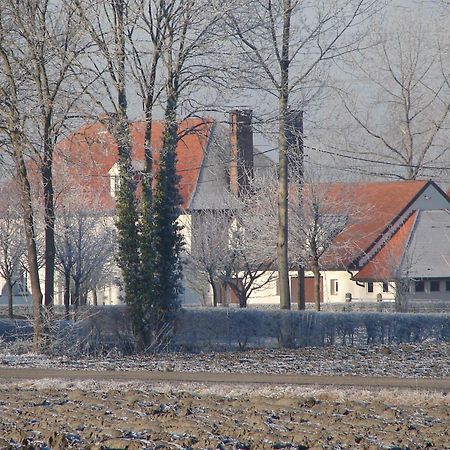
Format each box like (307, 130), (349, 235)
(55, 118), (213, 211)
(318, 180), (429, 268)
(352, 211), (417, 281)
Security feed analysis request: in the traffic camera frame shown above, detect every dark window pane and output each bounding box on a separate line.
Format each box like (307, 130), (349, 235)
(415, 280), (425, 292)
(430, 280), (440, 292)
(382, 282), (389, 293)
(367, 282), (374, 293)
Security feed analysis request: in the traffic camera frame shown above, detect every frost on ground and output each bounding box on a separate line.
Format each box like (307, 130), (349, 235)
(0, 379), (448, 449)
(0, 341), (448, 379)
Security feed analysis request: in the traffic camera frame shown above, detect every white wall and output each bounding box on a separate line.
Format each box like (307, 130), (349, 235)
(321, 270), (395, 303)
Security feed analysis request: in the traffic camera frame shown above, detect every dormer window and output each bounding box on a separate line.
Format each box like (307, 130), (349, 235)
(108, 162), (120, 198)
(108, 160), (144, 198)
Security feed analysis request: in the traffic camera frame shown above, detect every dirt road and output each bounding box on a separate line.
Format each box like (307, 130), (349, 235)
(0, 366), (449, 391)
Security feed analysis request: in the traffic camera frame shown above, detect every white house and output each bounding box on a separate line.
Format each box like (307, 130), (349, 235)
(1, 109), (449, 309)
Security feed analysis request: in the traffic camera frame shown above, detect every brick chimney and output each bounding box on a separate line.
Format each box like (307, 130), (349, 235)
(229, 109), (254, 197)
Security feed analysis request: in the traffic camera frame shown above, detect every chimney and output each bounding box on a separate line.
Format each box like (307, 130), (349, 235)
(229, 109), (254, 197)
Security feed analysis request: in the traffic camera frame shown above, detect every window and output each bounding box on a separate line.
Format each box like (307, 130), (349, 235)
(415, 280), (425, 293)
(430, 280), (440, 292)
(114, 175), (120, 194)
(446, 280), (450, 291)
(330, 279), (338, 295)
(382, 282), (389, 293)
(367, 282), (374, 293)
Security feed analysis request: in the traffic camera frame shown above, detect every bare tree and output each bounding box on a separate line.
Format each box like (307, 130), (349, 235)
(74, 0), (143, 344)
(0, 0), (90, 348)
(226, 198), (277, 308)
(0, 185), (26, 318)
(227, 0), (383, 309)
(55, 187), (117, 319)
(185, 179), (278, 308)
(185, 210), (232, 306)
(0, 6), (43, 347)
(1, 0), (89, 309)
(340, 18), (450, 179)
(289, 181), (351, 310)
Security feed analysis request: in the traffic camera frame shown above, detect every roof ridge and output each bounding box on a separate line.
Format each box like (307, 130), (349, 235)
(361, 210), (417, 269)
(394, 211), (419, 279)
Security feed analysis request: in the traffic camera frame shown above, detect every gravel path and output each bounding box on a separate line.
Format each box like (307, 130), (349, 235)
(0, 366), (450, 391)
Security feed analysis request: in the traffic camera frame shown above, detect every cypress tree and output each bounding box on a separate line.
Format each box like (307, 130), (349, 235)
(151, 105), (184, 336)
(113, 118), (144, 344)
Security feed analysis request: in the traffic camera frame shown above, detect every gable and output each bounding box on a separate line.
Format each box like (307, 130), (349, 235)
(356, 181), (450, 269)
(319, 180), (430, 269)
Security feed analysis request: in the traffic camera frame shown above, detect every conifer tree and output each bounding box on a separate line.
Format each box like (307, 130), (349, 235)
(151, 102), (184, 336)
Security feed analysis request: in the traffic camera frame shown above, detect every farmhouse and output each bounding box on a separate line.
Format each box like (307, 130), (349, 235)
(239, 179), (450, 306)
(50, 111), (274, 306)
(0, 110), (449, 308)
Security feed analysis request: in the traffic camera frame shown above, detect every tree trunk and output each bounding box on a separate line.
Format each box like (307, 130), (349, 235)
(277, 99), (290, 310)
(394, 280), (408, 312)
(64, 270), (70, 321)
(312, 264), (321, 311)
(277, 0), (292, 311)
(6, 277), (13, 319)
(92, 289), (98, 306)
(211, 279), (219, 307)
(238, 291), (247, 308)
(43, 125), (56, 313)
(73, 279), (80, 321)
(14, 138), (43, 351)
(297, 266), (305, 310)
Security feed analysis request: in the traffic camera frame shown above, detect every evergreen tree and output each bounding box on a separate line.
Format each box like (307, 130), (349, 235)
(113, 119), (144, 343)
(151, 107), (184, 334)
(137, 169), (156, 349)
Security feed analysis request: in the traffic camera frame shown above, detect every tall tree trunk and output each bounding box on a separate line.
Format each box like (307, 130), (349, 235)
(277, 0), (292, 310)
(92, 289), (98, 306)
(73, 278), (80, 321)
(13, 138), (43, 351)
(238, 291), (247, 308)
(64, 270), (70, 321)
(43, 162), (55, 311)
(112, 0), (141, 306)
(6, 277), (13, 319)
(312, 263), (321, 311)
(43, 118), (56, 313)
(297, 266), (305, 310)
(211, 279), (219, 307)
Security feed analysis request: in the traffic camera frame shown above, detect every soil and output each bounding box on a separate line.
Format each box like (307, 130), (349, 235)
(0, 376), (448, 449)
